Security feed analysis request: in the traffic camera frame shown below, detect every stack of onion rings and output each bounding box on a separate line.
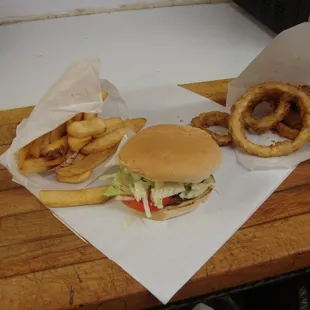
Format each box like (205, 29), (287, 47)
(228, 82), (310, 157)
(191, 82), (310, 157)
(235, 86), (306, 140)
(191, 111), (232, 146)
(243, 96), (290, 134)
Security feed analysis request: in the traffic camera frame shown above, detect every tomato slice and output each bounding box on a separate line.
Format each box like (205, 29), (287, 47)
(122, 196), (174, 213)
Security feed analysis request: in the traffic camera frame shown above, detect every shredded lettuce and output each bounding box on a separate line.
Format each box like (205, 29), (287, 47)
(103, 167), (215, 216)
(151, 183), (185, 209)
(104, 167), (152, 198)
(142, 196), (151, 218)
(180, 176), (215, 199)
(154, 181), (165, 189)
(104, 169), (132, 197)
(132, 182), (147, 201)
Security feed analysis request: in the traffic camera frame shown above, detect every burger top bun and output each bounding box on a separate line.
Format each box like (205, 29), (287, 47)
(119, 124), (222, 183)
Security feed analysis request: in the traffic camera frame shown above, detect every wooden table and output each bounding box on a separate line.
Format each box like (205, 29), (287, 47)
(1, 79), (310, 310)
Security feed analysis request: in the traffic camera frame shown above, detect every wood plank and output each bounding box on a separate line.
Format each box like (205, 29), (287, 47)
(0, 210), (69, 247)
(181, 78), (233, 106)
(0, 144), (10, 170)
(243, 183), (310, 228)
(276, 160), (310, 191)
(0, 106), (33, 126)
(0, 123), (18, 145)
(1, 212), (310, 310)
(0, 188), (45, 217)
(0, 144), (10, 154)
(0, 235), (103, 278)
(0, 169), (21, 191)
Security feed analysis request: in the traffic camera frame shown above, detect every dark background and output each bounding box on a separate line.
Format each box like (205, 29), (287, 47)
(147, 268), (310, 310)
(233, 0), (310, 34)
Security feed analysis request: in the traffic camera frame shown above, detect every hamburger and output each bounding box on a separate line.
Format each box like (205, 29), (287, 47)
(104, 124), (222, 220)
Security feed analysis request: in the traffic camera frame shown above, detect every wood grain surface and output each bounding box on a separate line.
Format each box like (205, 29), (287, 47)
(1, 79), (310, 310)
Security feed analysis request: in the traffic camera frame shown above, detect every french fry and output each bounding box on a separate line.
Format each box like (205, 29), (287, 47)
(41, 136), (69, 158)
(83, 113), (97, 120)
(57, 170), (92, 183)
(42, 132), (51, 149)
(68, 135), (92, 152)
(124, 118), (147, 133)
(39, 185), (111, 208)
(50, 123), (66, 143)
(22, 158), (50, 174)
(73, 113), (83, 121)
(94, 117), (124, 138)
(29, 133), (50, 158)
(22, 155), (66, 174)
(67, 118), (106, 138)
(82, 128), (126, 154)
(67, 118), (74, 129)
(56, 146), (117, 177)
(18, 144), (31, 170)
(48, 152), (74, 170)
(66, 113), (83, 130)
(28, 139), (40, 158)
(22, 158), (49, 174)
(65, 149), (74, 159)
(101, 91), (108, 101)
(47, 155), (67, 166)
(74, 152), (85, 162)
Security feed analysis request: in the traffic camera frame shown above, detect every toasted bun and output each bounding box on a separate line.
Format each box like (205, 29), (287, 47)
(122, 187), (212, 221)
(119, 124), (222, 183)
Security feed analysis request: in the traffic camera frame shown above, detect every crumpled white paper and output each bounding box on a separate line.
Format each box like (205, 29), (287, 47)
(0, 58), (129, 197)
(226, 22), (310, 170)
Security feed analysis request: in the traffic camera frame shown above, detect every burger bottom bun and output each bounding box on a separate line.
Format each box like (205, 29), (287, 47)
(122, 187), (213, 221)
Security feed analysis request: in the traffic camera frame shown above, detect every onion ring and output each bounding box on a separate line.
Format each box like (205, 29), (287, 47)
(282, 105), (302, 130)
(275, 122), (299, 140)
(301, 85), (310, 95)
(229, 82), (310, 157)
(191, 111), (232, 146)
(274, 103), (302, 140)
(243, 95), (290, 134)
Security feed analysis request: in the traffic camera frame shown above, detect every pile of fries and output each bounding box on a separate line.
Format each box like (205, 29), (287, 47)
(18, 91), (147, 183)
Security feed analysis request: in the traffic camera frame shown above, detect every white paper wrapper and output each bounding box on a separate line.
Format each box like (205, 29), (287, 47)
(49, 74), (292, 304)
(226, 22), (310, 170)
(0, 58), (129, 197)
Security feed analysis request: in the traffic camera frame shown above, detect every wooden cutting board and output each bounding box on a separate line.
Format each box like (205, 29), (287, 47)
(1, 79), (310, 310)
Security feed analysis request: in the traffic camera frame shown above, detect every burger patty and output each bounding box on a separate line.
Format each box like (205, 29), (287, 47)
(166, 187), (213, 206)
(167, 195), (187, 206)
